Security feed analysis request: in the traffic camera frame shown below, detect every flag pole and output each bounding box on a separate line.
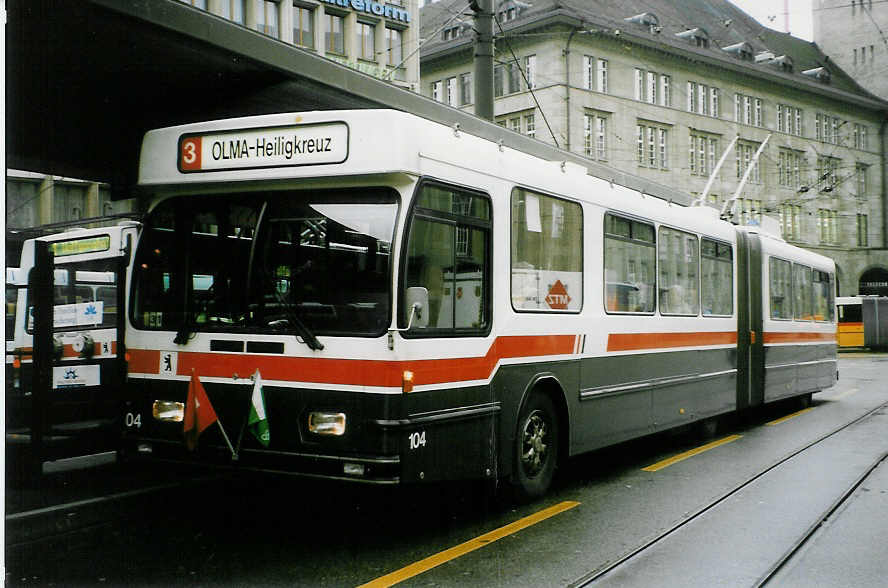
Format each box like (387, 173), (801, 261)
(233, 371), (258, 457)
(217, 420), (237, 461)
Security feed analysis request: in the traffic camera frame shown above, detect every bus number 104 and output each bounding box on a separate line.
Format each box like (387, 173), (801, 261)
(408, 431), (426, 450)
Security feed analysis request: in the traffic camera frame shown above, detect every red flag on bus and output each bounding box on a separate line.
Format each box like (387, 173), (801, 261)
(183, 370), (219, 451)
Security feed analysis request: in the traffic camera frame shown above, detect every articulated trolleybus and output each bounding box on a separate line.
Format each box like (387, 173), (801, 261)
(122, 110), (836, 498)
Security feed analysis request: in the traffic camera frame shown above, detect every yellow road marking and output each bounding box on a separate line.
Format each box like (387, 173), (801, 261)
(642, 435), (743, 472)
(767, 407), (814, 426)
(358, 500), (580, 588)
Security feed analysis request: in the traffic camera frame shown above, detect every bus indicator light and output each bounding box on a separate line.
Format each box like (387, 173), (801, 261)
(402, 370), (414, 393)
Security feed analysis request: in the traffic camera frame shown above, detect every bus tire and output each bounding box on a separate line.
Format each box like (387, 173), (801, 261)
(512, 392), (559, 501)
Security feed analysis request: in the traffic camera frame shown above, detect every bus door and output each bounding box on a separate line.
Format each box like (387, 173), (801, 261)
(736, 231), (764, 410)
(12, 232), (131, 476)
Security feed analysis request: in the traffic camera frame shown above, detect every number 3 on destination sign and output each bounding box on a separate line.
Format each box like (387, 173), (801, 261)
(180, 137), (201, 171)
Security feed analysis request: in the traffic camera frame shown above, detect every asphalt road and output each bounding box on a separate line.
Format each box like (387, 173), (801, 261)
(5, 354), (887, 587)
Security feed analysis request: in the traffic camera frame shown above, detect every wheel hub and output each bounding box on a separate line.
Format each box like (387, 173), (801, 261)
(521, 411), (548, 477)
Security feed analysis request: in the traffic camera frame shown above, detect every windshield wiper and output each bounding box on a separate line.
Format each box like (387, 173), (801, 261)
(269, 283), (325, 351)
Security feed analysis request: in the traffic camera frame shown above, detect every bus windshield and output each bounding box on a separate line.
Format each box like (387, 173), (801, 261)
(131, 188), (398, 337)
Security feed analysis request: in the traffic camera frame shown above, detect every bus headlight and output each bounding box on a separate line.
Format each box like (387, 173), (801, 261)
(308, 412), (346, 436)
(153, 400), (185, 422)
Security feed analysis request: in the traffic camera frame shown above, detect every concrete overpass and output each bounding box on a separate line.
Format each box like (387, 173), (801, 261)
(6, 0), (690, 204)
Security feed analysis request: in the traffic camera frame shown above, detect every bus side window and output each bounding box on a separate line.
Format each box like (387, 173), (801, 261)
(604, 213), (655, 314)
(402, 182), (491, 333)
(769, 257), (793, 320)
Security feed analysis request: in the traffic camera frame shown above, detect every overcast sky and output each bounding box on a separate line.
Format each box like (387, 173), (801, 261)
(729, 0), (814, 41)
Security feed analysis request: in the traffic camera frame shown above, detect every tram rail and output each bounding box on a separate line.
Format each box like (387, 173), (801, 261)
(568, 399), (888, 587)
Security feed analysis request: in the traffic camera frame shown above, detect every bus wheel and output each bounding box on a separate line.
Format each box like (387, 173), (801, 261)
(513, 393), (559, 501)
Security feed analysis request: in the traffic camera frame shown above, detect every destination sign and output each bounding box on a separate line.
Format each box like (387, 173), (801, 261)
(51, 236), (111, 257)
(178, 122), (349, 172)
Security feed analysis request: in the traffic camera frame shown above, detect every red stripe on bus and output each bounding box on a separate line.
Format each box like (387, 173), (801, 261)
(126, 335), (577, 387)
(16, 341), (117, 360)
(606, 332), (737, 352)
(763, 332), (836, 344)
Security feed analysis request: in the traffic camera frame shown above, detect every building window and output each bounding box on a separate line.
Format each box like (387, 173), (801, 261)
(688, 81), (714, 116)
(357, 22), (376, 61)
(221, 0), (245, 23)
(779, 203), (802, 241)
(511, 188), (583, 312)
(817, 156), (840, 191)
(180, 0), (207, 8)
(637, 123), (668, 169)
(857, 214), (869, 247)
(256, 0), (279, 38)
(689, 132), (718, 177)
(736, 198), (762, 226)
(659, 74), (671, 107)
(818, 209), (839, 244)
(734, 93), (763, 126)
(584, 112), (608, 161)
(857, 163), (869, 196)
(459, 72), (472, 105)
(525, 113), (536, 138)
(494, 62), (521, 97)
(293, 6), (314, 48)
(386, 27), (403, 66)
(326, 12), (344, 54)
(446, 77), (458, 106)
(854, 124), (868, 149)
(647, 71), (657, 105)
(736, 142), (761, 184)
(777, 104), (802, 136)
(508, 117), (521, 133)
(598, 59), (608, 93)
(524, 55), (536, 89)
(442, 26), (462, 41)
(431, 80), (442, 102)
(585, 57), (608, 93)
(817, 113), (841, 144)
(778, 149), (803, 188)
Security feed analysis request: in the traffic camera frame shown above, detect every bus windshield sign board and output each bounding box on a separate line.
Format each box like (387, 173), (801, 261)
(51, 236), (111, 257)
(178, 122), (349, 172)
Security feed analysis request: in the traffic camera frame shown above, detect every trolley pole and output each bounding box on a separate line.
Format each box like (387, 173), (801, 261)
(471, 0), (494, 121)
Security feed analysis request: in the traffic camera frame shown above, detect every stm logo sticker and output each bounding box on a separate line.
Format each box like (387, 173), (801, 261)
(545, 280), (571, 310)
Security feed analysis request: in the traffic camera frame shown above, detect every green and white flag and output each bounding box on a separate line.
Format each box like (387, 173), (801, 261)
(248, 369), (270, 447)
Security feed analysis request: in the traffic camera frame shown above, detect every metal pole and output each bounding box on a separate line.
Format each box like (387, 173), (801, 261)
(30, 240), (55, 478)
(471, 0), (494, 121)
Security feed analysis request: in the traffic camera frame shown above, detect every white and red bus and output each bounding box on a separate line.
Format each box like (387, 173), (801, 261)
(7, 224), (137, 472)
(120, 110), (836, 498)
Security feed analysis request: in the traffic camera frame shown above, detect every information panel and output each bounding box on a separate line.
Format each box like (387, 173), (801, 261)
(178, 122), (349, 172)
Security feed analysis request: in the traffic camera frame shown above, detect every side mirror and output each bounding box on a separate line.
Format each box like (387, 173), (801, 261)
(405, 287), (429, 329)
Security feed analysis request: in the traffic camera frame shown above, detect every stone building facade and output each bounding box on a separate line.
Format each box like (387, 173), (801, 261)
(420, 0), (888, 296)
(814, 0), (888, 101)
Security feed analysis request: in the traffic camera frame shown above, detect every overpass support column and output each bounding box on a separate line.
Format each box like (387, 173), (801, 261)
(38, 176), (54, 226)
(86, 182), (101, 218)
